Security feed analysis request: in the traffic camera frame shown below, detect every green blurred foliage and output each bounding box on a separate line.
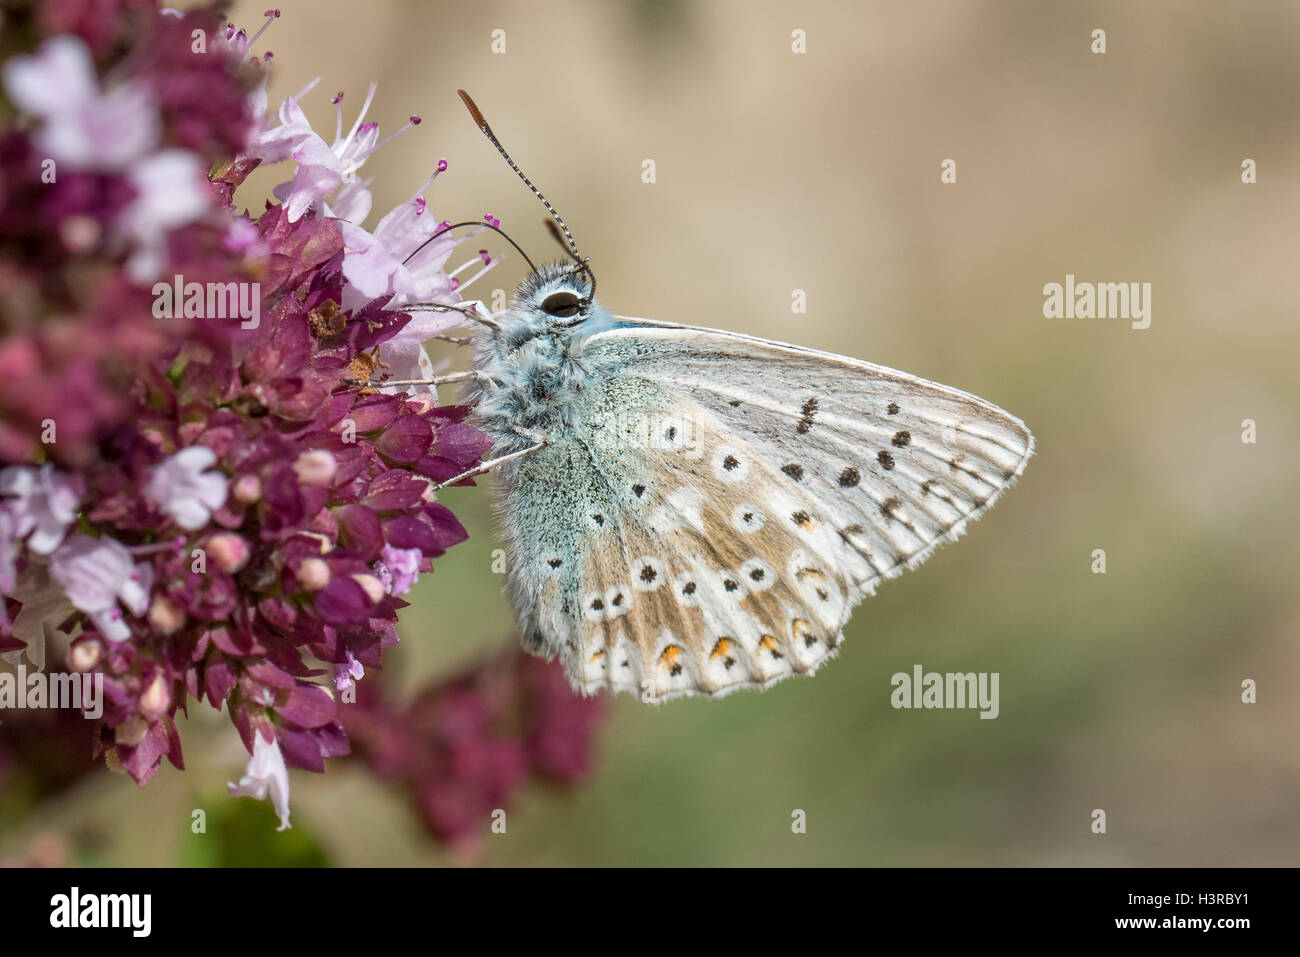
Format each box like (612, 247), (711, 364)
(179, 797), (330, 868)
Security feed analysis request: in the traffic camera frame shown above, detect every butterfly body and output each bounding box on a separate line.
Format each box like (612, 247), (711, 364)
(463, 263), (1034, 702)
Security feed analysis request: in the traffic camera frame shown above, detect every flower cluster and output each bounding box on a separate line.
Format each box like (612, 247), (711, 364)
(344, 645), (604, 853)
(0, 0), (595, 839)
(0, 4), (265, 466)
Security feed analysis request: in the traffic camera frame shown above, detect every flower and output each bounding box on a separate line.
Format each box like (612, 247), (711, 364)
(338, 190), (458, 312)
(49, 535), (151, 642)
(254, 82), (421, 224)
(377, 543), (421, 596)
(118, 149), (211, 280)
(0, 11), (254, 465)
(333, 650), (365, 693)
(227, 729), (293, 831)
(344, 648), (604, 851)
(1, 36), (159, 171)
(0, 464), (82, 554)
(143, 447), (229, 531)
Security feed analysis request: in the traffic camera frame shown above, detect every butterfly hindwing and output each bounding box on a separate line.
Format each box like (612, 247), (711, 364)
(569, 399), (854, 701)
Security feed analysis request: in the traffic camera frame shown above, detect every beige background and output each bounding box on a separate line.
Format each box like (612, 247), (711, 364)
(3, 0), (1298, 865)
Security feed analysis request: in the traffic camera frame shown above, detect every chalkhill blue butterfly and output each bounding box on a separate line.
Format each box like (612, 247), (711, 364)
(406, 92), (1033, 704)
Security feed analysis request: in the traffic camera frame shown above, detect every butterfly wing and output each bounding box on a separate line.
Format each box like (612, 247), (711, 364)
(496, 392), (852, 702)
(501, 317), (1032, 703)
(572, 398), (870, 701)
(590, 317), (1035, 597)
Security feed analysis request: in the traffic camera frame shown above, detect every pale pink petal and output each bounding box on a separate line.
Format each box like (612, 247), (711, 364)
(227, 732), (292, 831)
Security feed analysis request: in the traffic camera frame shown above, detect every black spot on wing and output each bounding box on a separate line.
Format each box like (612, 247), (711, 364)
(796, 396), (819, 434)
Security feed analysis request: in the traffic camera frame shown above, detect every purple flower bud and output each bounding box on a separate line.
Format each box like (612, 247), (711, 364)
(232, 474), (262, 504)
(207, 532), (250, 573)
(147, 596), (186, 635)
(115, 715), (149, 747)
(139, 674), (173, 720)
(374, 415), (433, 464)
(67, 637), (103, 673)
(293, 450), (337, 487)
(297, 558), (330, 591)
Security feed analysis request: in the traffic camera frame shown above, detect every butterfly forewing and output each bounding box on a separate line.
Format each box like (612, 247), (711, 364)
(591, 319), (1035, 596)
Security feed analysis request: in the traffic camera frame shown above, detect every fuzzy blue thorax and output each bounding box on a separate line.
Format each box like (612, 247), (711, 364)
(467, 262), (618, 452)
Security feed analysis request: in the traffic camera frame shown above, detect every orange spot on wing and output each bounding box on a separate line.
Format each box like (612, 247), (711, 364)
(658, 645), (685, 676)
(792, 619), (816, 647)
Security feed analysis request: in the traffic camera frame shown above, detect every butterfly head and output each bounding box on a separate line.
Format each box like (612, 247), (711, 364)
(469, 262), (614, 441)
(495, 262), (612, 347)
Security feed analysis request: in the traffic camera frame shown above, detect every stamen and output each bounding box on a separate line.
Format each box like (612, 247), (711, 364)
(448, 255), (483, 279)
(455, 256), (502, 294)
(332, 91), (344, 141)
(129, 537), (187, 556)
(374, 115), (421, 153)
(336, 82), (378, 156)
(291, 76), (322, 104)
(247, 8), (280, 49)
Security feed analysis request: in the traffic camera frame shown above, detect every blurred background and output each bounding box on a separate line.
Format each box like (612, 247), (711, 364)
(3, 0), (1299, 865)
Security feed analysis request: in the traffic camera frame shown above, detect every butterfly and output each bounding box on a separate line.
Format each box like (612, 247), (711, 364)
(417, 92), (1034, 703)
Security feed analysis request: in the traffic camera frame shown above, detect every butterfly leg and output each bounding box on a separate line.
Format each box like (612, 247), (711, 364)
(432, 439), (545, 490)
(373, 369), (498, 389)
(400, 300), (499, 330)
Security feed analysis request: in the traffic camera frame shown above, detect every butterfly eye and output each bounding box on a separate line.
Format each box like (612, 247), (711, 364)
(540, 291), (582, 318)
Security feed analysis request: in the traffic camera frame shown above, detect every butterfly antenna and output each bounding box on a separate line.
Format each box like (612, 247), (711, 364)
(402, 219), (538, 274)
(457, 89), (596, 302)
